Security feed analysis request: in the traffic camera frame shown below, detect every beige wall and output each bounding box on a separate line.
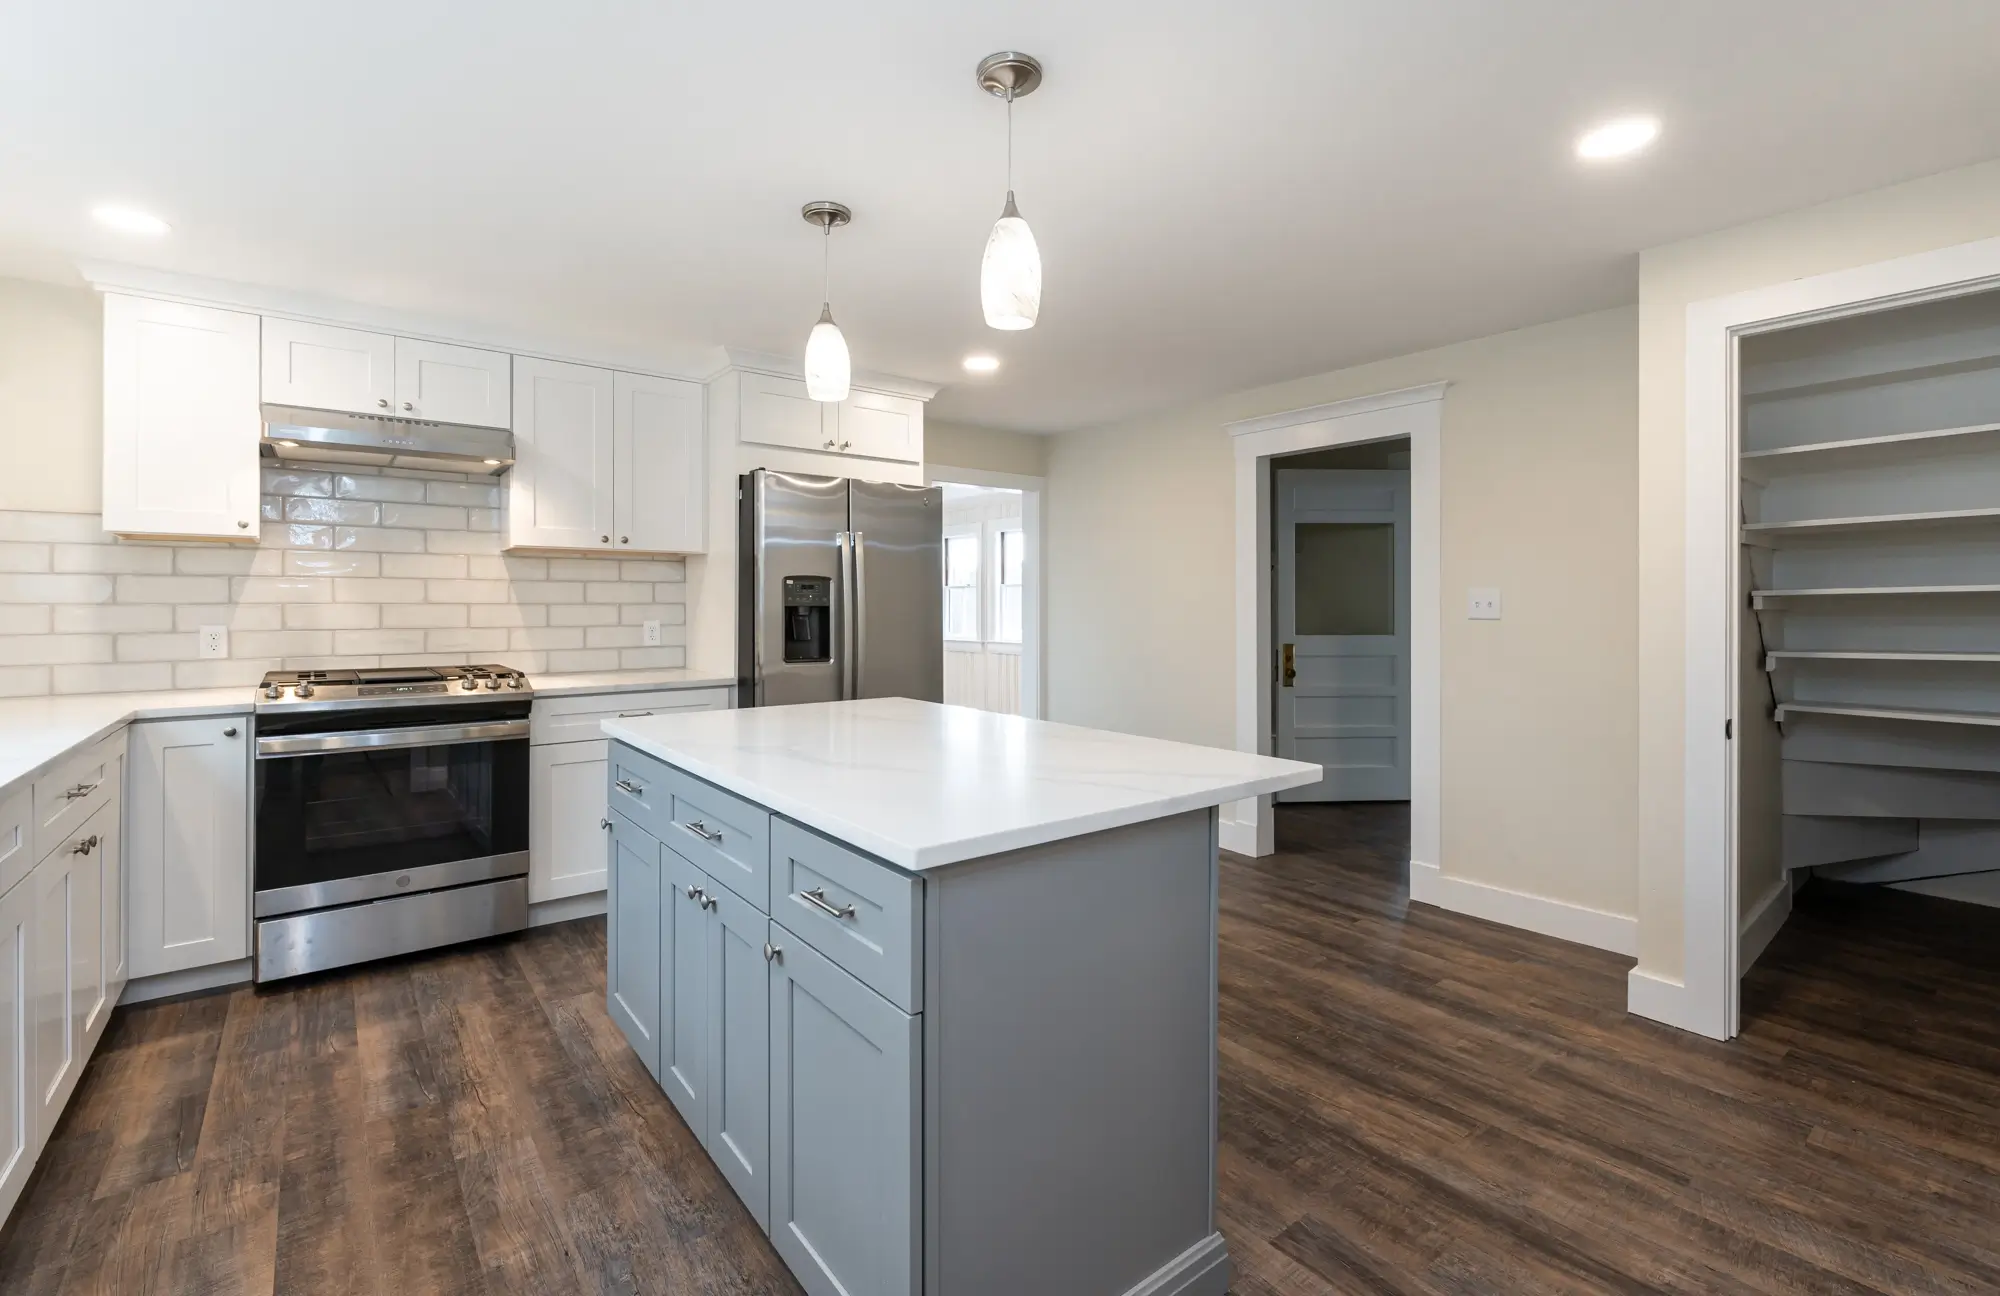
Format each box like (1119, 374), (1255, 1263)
(0, 278), (101, 515)
(926, 419), (1048, 478)
(1047, 307), (1640, 918)
(1635, 157), (2000, 978)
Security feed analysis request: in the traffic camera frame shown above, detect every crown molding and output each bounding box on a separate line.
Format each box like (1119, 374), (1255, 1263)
(1224, 381), (1449, 438)
(720, 346), (943, 401)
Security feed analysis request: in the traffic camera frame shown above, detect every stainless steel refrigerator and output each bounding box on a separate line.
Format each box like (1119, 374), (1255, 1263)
(737, 469), (944, 707)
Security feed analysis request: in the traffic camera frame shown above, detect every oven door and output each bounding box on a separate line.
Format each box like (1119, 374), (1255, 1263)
(254, 710), (530, 919)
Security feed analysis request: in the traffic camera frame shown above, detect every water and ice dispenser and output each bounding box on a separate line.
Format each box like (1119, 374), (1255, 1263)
(782, 575), (831, 663)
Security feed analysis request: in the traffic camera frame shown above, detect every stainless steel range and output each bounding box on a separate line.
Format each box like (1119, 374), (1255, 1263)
(251, 665), (533, 981)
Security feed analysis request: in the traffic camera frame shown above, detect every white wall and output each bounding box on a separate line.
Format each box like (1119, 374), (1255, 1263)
(1636, 156), (2000, 979)
(927, 420), (1048, 478)
(0, 278), (102, 515)
(1047, 307), (1639, 919)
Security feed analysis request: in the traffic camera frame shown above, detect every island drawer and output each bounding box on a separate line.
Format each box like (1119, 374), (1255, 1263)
(664, 768), (771, 911)
(33, 732), (123, 865)
(607, 743), (674, 838)
(771, 818), (921, 1012)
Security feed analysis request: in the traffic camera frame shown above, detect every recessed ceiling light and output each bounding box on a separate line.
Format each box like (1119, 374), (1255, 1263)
(90, 203), (172, 236)
(962, 354), (1001, 374)
(1575, 116), (1659, 161)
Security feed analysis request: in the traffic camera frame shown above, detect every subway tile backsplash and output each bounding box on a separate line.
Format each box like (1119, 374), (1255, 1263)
(0, 463), (688, 697)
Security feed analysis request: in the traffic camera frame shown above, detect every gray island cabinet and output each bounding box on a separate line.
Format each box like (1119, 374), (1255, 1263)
(600, 698), (1318, 1296)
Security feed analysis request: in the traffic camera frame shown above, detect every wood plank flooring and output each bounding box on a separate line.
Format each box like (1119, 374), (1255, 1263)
(3, 802), (1996, 1293)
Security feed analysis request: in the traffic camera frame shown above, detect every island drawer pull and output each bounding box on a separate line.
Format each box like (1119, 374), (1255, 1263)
(799, 887), (856, 921)
(63, 781), (101, 801)
(617, 710), (653, 718)
(679, 820), (724, 843)
(614, 778), (646, 796)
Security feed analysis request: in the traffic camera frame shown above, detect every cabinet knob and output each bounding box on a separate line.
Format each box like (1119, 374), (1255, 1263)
(600, 818), (612, 831)
(620, 536), (629, 544)
(841, 441), (852, 451)
(223, 726), (238, 738)
(763, 942), (782, 963)
(238, 520), (250, 529)
(823, 439), (837, 450)
(377, 398), (390, 409)
(601, 535), (610, 544)
(403, 401), (415, 412)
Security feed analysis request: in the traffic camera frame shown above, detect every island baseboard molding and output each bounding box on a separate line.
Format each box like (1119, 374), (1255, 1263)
(1122, 1232), (1233, 1296)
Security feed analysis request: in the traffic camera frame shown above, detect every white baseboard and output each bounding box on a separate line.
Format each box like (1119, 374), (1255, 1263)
(1217, 817), (1260, 857)
(1408, 860), (1636, 956)
(120, 959), (252, 1005)
(530, 891), (606, 927)
(1625, 967), (1712, 1035)
(1738, 875), (1793, 972)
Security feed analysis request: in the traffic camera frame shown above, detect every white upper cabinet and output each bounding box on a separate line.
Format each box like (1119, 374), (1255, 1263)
(102, 295), (263, 541)
(615, 371), (705, 554)
(733, 370), (925, 465)
(261, 317), (395, 414)
(835, 389), (923, 463)
(509, 358), (617, 551)
(739, 373), (832, 453)
(394, 337), (511, 427)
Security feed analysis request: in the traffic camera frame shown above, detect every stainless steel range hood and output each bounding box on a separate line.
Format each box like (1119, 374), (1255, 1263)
(260, 404), (514, 476)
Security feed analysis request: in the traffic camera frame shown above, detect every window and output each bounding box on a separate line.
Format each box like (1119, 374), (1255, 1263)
(994, 528), (1024, 644)
(944, 532), (980, 641)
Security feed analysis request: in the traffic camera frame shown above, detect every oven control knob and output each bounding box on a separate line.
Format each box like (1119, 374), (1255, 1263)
(507, 676), (523, 689)
(462, 678), (478, 691)
(294, 681), (314, 699)
(263, 684), (282, 700)
(485, 678), (500, 690)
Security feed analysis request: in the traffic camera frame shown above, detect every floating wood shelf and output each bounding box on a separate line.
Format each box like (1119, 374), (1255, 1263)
(1766, 650), (2000, 670)
(1743, 506), (2000, 542)
(1740, 421), (2000, 482)
(1776, 701), (2000, 729)
(1753, 584), (2000, 608)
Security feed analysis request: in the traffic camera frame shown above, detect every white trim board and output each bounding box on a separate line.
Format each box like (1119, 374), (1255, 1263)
(1677, 232), (2000, 1041)
(1738, 876), (1793, 974)
(1226, 383), (1443, 862)
(928, 463), (1047, 720)
(1410, 861), (1637, 957)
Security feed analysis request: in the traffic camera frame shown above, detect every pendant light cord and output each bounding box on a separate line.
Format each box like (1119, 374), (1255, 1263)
(822, 221), (831, 309)
(1006, 90), (1015, 193)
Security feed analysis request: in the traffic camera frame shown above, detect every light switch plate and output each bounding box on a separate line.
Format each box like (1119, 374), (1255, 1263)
(1467, 589), (1502, 620)
(198, 625), (229, 658)
(642, 619), (663, 647)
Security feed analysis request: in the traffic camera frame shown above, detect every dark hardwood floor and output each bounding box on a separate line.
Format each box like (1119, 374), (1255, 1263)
(4, 803), (1997, 1294)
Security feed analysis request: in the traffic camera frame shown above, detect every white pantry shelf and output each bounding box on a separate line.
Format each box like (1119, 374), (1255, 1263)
(1740, 421), (2000, 482)
(1743, 506), (2000, 543)
(1766, 650), (2000, 670)
(1753, 584), (2000, 608)
(1776, 701), (2000, 729)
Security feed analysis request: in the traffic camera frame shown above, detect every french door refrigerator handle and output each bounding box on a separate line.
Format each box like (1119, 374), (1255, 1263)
(851, 529), (867, 698)
(837, 530), (856, 699)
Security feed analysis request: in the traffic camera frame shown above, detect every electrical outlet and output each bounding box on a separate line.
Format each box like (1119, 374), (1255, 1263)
(642, 619), (663, 647)
(198, 625), (229, 658)
(1467, 589), (1502, 620)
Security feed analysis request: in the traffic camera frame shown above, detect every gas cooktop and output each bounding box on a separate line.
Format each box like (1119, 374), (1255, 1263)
(257, 663), (531, 706)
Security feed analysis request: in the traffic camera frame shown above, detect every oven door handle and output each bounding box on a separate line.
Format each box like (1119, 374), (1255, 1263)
(255, 718), (530, 758)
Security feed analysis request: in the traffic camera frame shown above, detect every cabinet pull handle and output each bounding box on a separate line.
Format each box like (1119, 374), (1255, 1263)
(63, 781), (100, 800)
(71, 834), (97, 856)
(614, 778), (645, 796)
(600, 818), (612, 831)
(763, 942), (782, 963)
(679, 820), (724, 844)
(223, 726), (239, 738)
(617, 711), (652, 718)
(799, 887), (856, 920)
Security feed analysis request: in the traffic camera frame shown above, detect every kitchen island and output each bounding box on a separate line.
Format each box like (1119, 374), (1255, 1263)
(599, 697), (1318, 1296)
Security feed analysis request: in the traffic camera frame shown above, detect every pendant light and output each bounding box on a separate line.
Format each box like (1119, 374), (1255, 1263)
(801, 201), (853, 402)
(976, 51), (1044, 331)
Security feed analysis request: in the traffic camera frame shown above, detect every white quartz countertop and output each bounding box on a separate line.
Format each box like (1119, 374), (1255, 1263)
(0, 688), (251, 795)
(602, 697), (1321, 871)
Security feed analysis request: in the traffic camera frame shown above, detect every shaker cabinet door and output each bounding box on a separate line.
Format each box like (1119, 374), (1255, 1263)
(705, 881), (770, 1230)
(393, 337), (511, 428)
(529, 741), (610, 903)
(606, 814), (662, 1077)
(127, 718), (250, 979)
(508, 358), (617, 552)
(30, 846), (78, 1142)
(659, 849), (711, 1137)
(261, 317), (396, 415)
(0, 877), (34, 1226)
(614, 371), (706, 555)
(769, 930), (919, 1296)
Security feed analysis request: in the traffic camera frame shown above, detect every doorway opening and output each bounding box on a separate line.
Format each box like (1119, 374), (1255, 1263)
(927, 467), (1044, 717)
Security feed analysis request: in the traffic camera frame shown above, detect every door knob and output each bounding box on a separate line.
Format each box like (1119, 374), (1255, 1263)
(1280, 643), (1296, 688)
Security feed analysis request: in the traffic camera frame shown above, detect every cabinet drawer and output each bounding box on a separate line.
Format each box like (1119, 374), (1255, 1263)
(771, 818), (921, 1012)
(664, 768), (770, 912)
(606, 743), (673, 839)
(33, 737), (121, 865)
(0, 782), (30, 901)
(533, 687), (730, 746)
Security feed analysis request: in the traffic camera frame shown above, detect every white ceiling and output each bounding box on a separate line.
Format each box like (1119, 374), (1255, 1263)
(6, 2), (2000, 433)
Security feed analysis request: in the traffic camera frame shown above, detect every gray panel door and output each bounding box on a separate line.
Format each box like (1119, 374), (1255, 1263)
(754, 471), (847, 707)
(706, 881), (771, 1230)
(849, 481), (944, 703)
(606, 814), (661, 1077)
(770, 928), (919, 1296)
(660, 846), (710, 1134)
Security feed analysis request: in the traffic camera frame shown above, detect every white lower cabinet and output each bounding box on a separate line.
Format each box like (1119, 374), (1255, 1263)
(0, 876), (33, 1224)
(127, 717), (250, 979)
(31, 828), (84, 1139)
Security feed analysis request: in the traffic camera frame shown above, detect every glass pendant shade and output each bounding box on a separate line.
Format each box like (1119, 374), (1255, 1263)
(804, 304), (851, 402)
(980, 192), (1041, 331)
